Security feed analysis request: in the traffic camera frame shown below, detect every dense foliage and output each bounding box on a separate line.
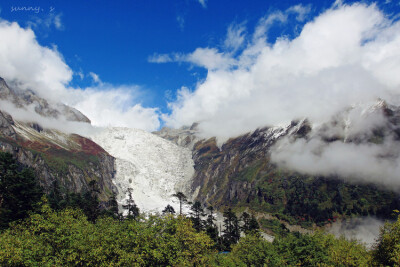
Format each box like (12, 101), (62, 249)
(372, 211), (400, 266)
(0, 200), (382, 267)
(211, 231), (372, 266)
(0, 152), (43, 229)
(5, 202), (396, 266)
(235, 166), (400, 227)
(0, 202), (214, 266)
(193, 137), (400, 227)
(2, 151), (400, 266)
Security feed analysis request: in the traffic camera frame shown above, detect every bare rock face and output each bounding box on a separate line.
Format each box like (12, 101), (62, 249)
(153, 123), (200, 149)
(0, 111), (16, 139)
(0, 77), (116, 203)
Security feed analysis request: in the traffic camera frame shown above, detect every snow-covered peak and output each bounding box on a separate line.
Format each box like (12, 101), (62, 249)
(90, 127), (194, 214)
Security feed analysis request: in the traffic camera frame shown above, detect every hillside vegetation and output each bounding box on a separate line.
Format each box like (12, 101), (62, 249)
(1, 151), (400, 266)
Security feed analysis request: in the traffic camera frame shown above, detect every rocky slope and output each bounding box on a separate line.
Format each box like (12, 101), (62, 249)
(0, 77), (116, 202)
(155, 103), (400, 227)
(0, 78), (90, 123)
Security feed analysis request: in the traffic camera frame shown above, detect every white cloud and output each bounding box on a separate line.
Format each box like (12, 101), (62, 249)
(0, 20), (72, 98)
(198, 0), (207, 8)
(224, 22), (246, 52)
(26, 12), (64, 31)
(163, 3), (400, 140)
(0, 99), (99, 136)
(89, 72), (101, 84)
(0, 19), (160, 132)
(53, 13), (63, 30)
(76, 71), (84, 80)
(177, 15), (185, 31)
(149, 48), (235, 70)
(160, 2), (400, 189)
(287, 4), (312, 22)
(148, 53), (173, 63)
(68, 85), (160, 131)
(271, 136), (400, 190)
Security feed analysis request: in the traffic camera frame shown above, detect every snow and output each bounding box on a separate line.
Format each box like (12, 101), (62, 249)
(90, 127), (195, 214)
(12, 121), (79, 150)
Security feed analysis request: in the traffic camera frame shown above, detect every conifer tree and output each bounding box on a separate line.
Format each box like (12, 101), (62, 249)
(48, 180), (64, 211)
(108, 193), (121, 219)
(190, 201), (205, 232)
(162, 204), (176, 214)
(172, 192), (187, 215)
(122, 188), (139, 219)
(240, 212), (259, 234)
(0, 152), (43, 229)
(205, 205), (219, 242)
(83, 180), (101, 222)
(222, 208), (240, 250)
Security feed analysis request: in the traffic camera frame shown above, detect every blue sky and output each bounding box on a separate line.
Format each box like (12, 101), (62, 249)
(0, 0), (400, 133)
(0, 0), (323, 112)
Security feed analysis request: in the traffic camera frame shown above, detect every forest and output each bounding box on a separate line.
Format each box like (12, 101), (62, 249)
(1, 151), (400, 266)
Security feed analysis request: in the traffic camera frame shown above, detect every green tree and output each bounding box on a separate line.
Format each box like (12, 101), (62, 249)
(230, 233), (284, 266)
(222, 208), (240, 250)
(122, 188), (139, 219)
(240, 212), (260, 235)
(372, 212), (400, 266)
(101, 193), (120, 219)
(82, 180), (100, 222)
(48, 180), (64, 211)
(205, 205), (219, 243)
(190, 201), (205, 232)
(172, 191), (187, 215)
(0, 204), (215, 266)
(0, 152), (43, 229)
(162, 204), (176, 214)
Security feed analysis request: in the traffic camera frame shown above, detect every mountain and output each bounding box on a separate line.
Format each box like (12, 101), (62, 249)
(0, 78), (90, 124)
(2, 74), (399, 236)
(155, 103), (400, 228)
(0, 77), (116, 202)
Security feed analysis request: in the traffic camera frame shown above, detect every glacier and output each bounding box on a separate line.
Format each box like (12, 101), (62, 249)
(90, 127), (194, 214)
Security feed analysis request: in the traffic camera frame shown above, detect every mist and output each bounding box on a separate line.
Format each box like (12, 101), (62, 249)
(270, 101), (400, 191)
(0, 100), (101, 137)
(326, 216), (386, 249)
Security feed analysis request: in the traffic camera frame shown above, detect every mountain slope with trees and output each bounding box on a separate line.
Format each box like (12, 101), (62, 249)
(0, 77), (117, 203)
(156, 104), (400, 228)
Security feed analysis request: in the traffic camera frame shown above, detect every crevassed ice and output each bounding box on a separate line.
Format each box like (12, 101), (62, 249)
(90, 127), (194, 214)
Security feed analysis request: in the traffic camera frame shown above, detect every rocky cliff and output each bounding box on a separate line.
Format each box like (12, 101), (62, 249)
(156, 105), (400, 227)
(0, 77), (116, 202)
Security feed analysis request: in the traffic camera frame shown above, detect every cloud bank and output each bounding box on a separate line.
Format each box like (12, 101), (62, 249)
(153, 2), (400, 190)
(0, 19), (160, 132)
(160, 3), (400, 140)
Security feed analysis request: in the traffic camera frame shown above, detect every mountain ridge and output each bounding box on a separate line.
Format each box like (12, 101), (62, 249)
(0, 77), (116, 203)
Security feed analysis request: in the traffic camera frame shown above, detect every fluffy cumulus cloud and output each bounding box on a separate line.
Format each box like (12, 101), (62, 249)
(0, 20), (72, 98)
(161, 3), (400, 139)
(0, 19), (160, 132)
(157, 2), (400, 190)
(69, 85), (160, 130)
